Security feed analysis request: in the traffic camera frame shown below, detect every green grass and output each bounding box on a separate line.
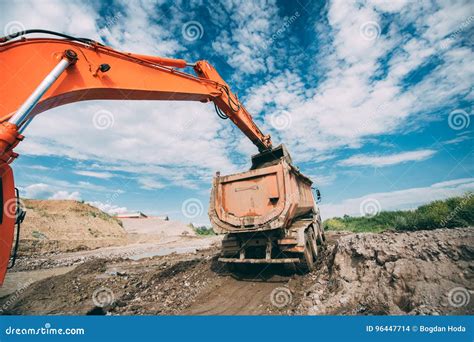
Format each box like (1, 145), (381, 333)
(324, 193), (474, 233)
(189, 224), (216, 236)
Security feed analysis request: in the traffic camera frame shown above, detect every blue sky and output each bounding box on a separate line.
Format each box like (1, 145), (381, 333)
(1, 0), (473, 224)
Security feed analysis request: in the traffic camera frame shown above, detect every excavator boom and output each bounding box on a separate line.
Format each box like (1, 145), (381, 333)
(0, 33), (272, 154)
(0, 30), (276, 285)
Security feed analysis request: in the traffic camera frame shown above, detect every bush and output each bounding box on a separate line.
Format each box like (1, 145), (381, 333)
(193, 225), (216, 236)
(323, 193), (473, 233)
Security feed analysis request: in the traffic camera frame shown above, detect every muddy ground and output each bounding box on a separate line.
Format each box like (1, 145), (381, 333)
(1, 227), (472, 315)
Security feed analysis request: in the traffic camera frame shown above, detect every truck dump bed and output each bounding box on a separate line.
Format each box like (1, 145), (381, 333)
(209, 159), (315, 234)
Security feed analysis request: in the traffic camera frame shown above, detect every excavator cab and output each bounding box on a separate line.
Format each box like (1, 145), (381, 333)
(0, 164), (23, 286)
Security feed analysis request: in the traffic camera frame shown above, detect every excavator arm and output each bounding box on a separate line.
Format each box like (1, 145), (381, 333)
(0, 30), (274, 285)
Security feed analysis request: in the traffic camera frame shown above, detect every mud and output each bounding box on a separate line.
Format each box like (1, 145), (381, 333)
(1, 228), (472, 316)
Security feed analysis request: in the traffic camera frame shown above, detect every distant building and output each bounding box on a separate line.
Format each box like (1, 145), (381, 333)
(154, 215), (169, 221)
(116, 212), (148, 219)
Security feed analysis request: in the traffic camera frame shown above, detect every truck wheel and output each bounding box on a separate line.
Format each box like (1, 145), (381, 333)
(309, 227), (319, 260)
(300, 229), (315, 272)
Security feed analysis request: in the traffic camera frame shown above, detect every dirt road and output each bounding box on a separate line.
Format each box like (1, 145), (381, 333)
(1, 227), (472, 315)
(184, 270), (292, 315)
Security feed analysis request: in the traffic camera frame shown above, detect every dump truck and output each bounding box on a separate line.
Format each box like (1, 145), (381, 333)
(210, 145), (325, 270)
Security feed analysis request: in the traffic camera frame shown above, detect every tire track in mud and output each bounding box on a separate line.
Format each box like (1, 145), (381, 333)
(183, 232), (349, 315)
(184, 274), (290, 315)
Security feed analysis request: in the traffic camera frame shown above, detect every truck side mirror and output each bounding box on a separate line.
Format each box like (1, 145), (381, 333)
(316, 189), (321, 203)
(312, 187), (322, 203)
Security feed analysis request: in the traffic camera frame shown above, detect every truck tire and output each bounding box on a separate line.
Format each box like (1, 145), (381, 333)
(300, 228), (316, 272)
(315, 219), (325, 247)
(309, 227), (319, 260)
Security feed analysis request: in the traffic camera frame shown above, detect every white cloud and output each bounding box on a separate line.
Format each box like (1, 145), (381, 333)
(442, 133), (472, 145)
(22, 183), (52, 199)
(244, 1), (473, 162)
(26, 165), (50, 171)
(430, 177), (474, 188)
(21, 183), (81, 200)
(17, 100), (239, 189)
(210, 0), (283, 75)
(50, 190), (81, 200)
(0, 0), (99, 39)
(87, 201), (128, 215)
(74, 170), (115, 179)
(25, 175), (110, 193)
(138, 177), (166, 190)
(98, 0), (185, 56)
(3, 0), (243, 190)
(338, 149), (436, 167)
(320, 177), (474, 219)
(306, 174), (337, 186)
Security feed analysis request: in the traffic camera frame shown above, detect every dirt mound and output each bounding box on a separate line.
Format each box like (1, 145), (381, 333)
(1, 248), (221, 315)
(120, 217), (196, 238)
(20, 199), (126, 255)
(297, 228), (474, 315)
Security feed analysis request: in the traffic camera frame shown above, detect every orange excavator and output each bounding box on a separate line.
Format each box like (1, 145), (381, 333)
(0, 30), (324, 285)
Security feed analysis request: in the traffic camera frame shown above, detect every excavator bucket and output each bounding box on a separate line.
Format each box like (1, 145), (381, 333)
(250, 144), (293, 169)
(0, 164), (16, 286)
